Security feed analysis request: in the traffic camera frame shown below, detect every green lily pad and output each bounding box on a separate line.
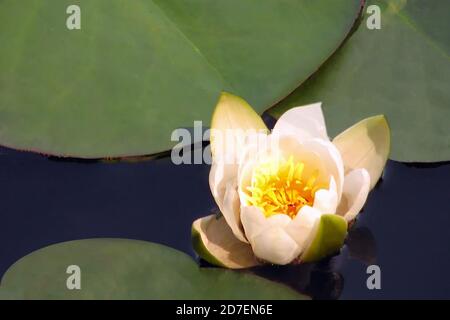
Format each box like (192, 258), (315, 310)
(0, 0), (362, 158)
(0, 239), (308, 299)
(302, 214), (348, 263)
(269, 0), (450, 162)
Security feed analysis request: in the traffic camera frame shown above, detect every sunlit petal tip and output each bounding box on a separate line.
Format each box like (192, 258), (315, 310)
(333, 114), (390, 189)
(210, 92), (268, 159)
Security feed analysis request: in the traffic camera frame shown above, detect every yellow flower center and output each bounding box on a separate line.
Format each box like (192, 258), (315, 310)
(245, 156), (325, 218)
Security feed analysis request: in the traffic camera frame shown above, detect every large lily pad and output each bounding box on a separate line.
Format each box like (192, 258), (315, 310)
(0, 0), (362, 158)
(0, 239), (307, 299)
(269, 0), (450, 162)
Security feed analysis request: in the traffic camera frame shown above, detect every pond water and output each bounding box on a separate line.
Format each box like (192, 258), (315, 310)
(0, 141), (449, 299)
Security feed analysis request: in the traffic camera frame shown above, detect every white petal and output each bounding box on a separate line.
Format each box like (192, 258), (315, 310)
(240, 205), (267, 242)
(209, 161), (237, 209)
(237, 132), (271, 168)
(240, 207), (299, 264)
(301, 138), (345, 200)
(221, 182), (248, 243)
(273, 103), (329, 141)
(313, 177), (338, 214)
(251, 227), (299, 265)
(285, 206), (321, 255)
(241, 206), (294, 238)
(266, 214), (292, 228)
(337, 169), (371, 222)
(211, 129), (269, 208)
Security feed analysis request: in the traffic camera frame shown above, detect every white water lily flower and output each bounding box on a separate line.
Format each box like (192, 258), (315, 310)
(192, 92), (390, 268)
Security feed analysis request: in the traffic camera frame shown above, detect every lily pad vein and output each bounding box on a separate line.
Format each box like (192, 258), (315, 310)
(150, 0), (236, 92)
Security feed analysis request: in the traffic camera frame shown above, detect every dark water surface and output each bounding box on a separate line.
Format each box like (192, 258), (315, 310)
(0, 145), (449, 299)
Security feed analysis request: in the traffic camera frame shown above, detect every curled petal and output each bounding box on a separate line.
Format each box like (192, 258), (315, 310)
(300, 138), (345, 200)
(313, 177), (338, 214)
(337, 168), (371, 222)
(209, 161), (237, 209)
(192, 214), (259, 269)
(222, 182), (248, 243)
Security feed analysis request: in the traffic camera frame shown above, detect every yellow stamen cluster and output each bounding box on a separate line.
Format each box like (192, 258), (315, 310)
(245, 156), (324, 218)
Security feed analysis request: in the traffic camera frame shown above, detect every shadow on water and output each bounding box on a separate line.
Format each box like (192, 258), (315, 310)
(1, 142), (450, 299)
